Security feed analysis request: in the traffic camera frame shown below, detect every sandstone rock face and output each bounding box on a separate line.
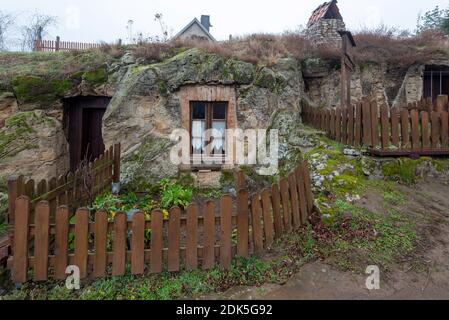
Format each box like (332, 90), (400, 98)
(304, 60), (419, 109)
(102, 48), (306, 187)
(0, 92), (18, 128)
(0, 110), (69, 182)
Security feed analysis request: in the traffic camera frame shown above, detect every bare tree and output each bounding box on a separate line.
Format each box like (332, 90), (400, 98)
(0, 11), (14, 51)
(20, 11), (57, 51)
(77, 146), (95, 207)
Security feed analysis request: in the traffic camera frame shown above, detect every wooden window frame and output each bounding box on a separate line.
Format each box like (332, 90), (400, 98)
(189, 101), (228, 170)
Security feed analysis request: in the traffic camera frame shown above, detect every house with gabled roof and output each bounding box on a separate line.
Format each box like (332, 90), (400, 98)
(173, 15), (216, 42)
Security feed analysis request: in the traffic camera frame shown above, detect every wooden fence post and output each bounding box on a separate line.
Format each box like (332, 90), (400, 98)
(236, 190), (249, 258)
(436, 95), (448, 112)
(362, 98), (372, 146)
(12, 196), (30, 283)
(113, 143), (121, 183)
(55, 36), (60, 52)
(7, 176), (19, 225)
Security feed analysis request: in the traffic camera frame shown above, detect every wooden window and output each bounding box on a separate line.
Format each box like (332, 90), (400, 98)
(190, 101), (228, 167)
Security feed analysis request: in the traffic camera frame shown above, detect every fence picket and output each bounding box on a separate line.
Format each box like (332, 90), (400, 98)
(295, 165), (309, 225)
(150, 210), (163, 274)
(441, 112), (449, 147)
(220, 195), (232, 269)
(203, 201), (216, 269)
(261, 189), (274, 248)
(330, 109), (335, 139)
(131, 212), (145, 275)
(391, 108), (400, 147)
(236, 190), (249, 258)
(167, 207), (181, 272)
(34, 201), (50, 281)
(348, 105), (354, 145)
(54, 206), (69, 279)
(380, 104), (390, 149)
(112, 213), (127, 276)
(431, 112), (441, 148)
(13, 197), (30, 282)
(37, 180), (47, 198)
(279, 178), (292, 232)
(301, 161), (314, 216)
(335, 107), (342, 142)
(288, 173), (301, 229)
(371, 101), (379, 147)
(251, 193), (264, 255)
(354, 103), (362, 147)
(270, 183), (283, 238)
(400, 109), (410, 148)
(362, 99), (372, 146)
(341, 107), (348, 144)
(411, 109), (420, 149)
(186, 204), (198, 270)
(93, 211), (108, 278)
(74, 208), (89, 279)
(421, 111), (430, 148)
(25, 180), (35, 199)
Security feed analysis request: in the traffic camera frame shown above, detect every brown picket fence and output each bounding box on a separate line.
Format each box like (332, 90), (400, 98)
(302, 95), (449, 157)
(33, 38), (102, 52)
(7, 144), (121, 226)
(9, 161), (315, 283)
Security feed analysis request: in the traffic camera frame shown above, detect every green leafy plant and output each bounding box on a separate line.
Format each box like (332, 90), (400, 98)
(159, 179), (193, 210)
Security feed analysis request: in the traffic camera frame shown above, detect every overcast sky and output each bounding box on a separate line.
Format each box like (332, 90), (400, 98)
(3, 0), (449, 45)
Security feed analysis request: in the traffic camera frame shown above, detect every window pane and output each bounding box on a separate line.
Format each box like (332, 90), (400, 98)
(192, 102), (206, 119)
(213, 103), (226, 120)
(192, 120), (205, 154)
(212, 121), (226, 153)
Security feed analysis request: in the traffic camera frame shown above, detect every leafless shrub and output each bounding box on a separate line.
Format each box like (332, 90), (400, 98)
(0, 11), (14, 51)
(354, 26), (449, 68)
(78, 149), (95, 207)
(126, 25), (449, 69)
(98, 42), (125, 58)
(20, 11), (57, 51)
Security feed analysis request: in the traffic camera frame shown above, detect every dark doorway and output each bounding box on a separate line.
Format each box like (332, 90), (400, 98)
(423, 66), (449, 102)
(63, 96), (111, 172)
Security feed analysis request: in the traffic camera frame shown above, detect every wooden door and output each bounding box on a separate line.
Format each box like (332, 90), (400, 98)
(66, 97), (110, 171)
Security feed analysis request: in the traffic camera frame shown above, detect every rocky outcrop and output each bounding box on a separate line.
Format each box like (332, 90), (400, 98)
(0, 110), (69, 182)
(103, 48), (305, 187)
(0, 92), (18, 128)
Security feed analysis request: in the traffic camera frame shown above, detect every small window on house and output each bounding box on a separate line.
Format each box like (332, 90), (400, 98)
(423, 66), (449, 102)
(191, 101), (228, 167)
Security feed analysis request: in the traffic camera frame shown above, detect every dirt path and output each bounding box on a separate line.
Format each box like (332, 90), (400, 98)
(209, 174), (449, 300)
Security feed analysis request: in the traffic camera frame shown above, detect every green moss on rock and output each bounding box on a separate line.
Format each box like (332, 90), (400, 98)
(11, 75), (73, 107)
(381, 158), (425, 184)
(83, 67), (108, 85)
(0, 111), (54, 160)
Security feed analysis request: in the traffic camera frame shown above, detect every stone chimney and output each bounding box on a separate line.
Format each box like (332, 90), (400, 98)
(200, 15), (212, 32)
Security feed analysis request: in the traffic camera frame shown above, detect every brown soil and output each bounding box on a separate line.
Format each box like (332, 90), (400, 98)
(208, 173), (449, 300)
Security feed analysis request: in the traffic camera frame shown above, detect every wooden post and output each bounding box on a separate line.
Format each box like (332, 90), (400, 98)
(55, 36), (60, 51)
(113, 143), (121, 183)
(341, 57), (348, 109)
(7, 176), (20, 225)
(436, 95), (448, 113)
